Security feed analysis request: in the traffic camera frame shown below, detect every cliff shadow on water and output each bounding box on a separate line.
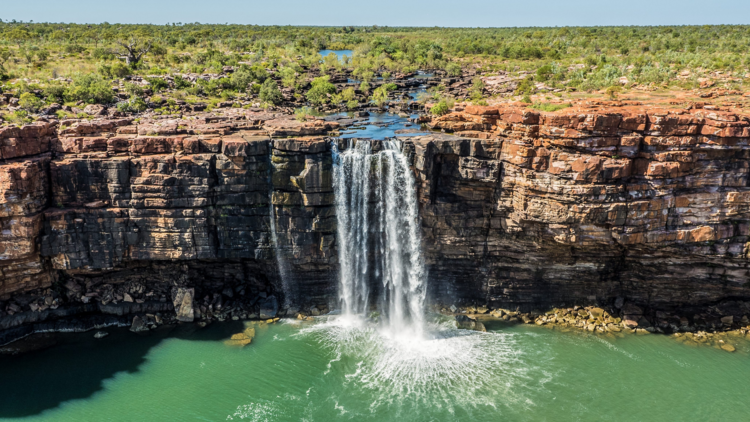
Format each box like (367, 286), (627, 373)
(0, 322), (242, 418)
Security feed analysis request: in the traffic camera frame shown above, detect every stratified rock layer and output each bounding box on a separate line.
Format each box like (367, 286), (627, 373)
(2, 103), (750, 337)
(0, 112), (338, 339)
(420, 103), (750, 311)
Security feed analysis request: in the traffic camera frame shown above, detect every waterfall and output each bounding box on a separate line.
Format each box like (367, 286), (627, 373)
(268, 145), (292, 308)
(332, 139), (426, 338)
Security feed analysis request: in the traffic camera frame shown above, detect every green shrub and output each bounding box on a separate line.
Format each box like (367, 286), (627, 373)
(231, 68), (254, 92)
(306, 75), (336, 105)
(173, 75), (192, 89)
(65, 74), (114, 104)
(515, 77), (535, 96)
(124, 82), (145, 97)
(430, 100), (449, 116)
(340, 87), (356, 102)
(18, 92), (43, 112)
(371, 82), (397, 107)
(64, 44), (86, 54)
(445, 62), (461, 77)
(146, 77), (169, 92)
(43, 83), (66, 103)
(469, 77), (485, 101)
(294, 106), (314, 122)
(97, 61), (131, 79)
(259, 78), (282, 105)
(279, 67), (298, 89)
(536, 64), (554, 82)
(9, 110), (33, 124)
(117, 96), (147, 113)
(529, 102), (571, 112)
(605, 85), (622, 99)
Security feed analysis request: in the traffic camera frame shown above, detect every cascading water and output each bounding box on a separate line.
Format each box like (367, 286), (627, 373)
(302, 126), (517, 414)
(268, 145), (292, 308)
(332, 139), (427, 339)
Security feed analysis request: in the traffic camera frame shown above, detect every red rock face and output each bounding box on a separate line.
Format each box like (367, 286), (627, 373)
(421, 104), (750, 309)
(0, 112), (338, 315)
(2, 104), (750, 330)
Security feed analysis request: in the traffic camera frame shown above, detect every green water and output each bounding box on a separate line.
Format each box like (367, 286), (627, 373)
(0, 317), (748, 421)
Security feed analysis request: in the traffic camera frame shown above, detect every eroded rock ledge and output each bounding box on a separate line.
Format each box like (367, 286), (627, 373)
(1, 101), (750, 342)
(418, 102), (750, 322)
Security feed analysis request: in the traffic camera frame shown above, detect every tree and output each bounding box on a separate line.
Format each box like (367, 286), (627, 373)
(445, 62), (461, 77)
(469, 77), (485, 101)
(8, 27), (32, 47)
(259, 78), (282, 105)
(605, 85), (621, 100)
(371, 82), (396, 108)
(66, 73), (114, 104)
(306, 75), (336, 105)
(110, 37), (152, 66)
(18, 93), (43, 112)
(430, 100), (449, 116)
(0, 49), (12, 70)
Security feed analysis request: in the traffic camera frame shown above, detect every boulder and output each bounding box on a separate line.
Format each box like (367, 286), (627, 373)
(721, 343), (736, 352)
(259, 296), (279, 319)
(622, 315), (639, 329)
(83, 104), (107, 116)
(172, 287), (195, 322)
(129, 316), (148, 332)
(455, 315), (487, 332)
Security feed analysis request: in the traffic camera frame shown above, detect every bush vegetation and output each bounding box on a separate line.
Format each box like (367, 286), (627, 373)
(1, 21), (750, 122)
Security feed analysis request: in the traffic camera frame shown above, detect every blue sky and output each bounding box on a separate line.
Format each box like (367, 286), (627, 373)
(3, 0), (750, 27)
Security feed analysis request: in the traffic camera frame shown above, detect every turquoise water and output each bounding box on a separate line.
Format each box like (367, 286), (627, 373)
(319, 50), (353, 62)
(1, 317), (748, 421)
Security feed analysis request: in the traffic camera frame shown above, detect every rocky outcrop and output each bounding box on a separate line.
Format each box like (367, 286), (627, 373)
(3, 101), (750, 341)
(418, 103), (750, 313)
(0, 111), (338, 343)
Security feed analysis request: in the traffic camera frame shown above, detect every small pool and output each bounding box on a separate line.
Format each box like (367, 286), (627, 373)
(319, 50), (353, 62)
(325, 112), (427, 139)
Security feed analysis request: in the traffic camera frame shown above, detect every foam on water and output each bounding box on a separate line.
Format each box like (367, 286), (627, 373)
(326, 138), (560, 417)
(297, 315), (548, 418)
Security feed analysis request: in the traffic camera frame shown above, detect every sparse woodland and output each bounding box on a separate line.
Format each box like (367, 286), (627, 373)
(1, 21), (750, 124)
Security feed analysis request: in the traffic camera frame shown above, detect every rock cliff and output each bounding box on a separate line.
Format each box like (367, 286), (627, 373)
(2, 102), (750, 341)
(420, 103), (750, 313)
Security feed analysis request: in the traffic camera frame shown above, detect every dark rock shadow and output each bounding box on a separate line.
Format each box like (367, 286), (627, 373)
(0, 320), (244, 418)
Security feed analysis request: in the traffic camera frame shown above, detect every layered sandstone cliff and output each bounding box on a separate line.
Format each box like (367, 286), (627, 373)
(420, 103), (750, 313)
(2, 101), (750, 341)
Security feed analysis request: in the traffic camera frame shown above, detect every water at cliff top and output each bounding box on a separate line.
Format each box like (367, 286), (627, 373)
(332, 140), (426, 339)
(1, 320), (749, 421)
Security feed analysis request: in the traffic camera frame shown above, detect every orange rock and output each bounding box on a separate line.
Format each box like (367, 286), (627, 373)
(464, 105), (499, 115)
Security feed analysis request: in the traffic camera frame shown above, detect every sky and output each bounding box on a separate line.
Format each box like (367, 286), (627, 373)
(2, 0), (750, 27)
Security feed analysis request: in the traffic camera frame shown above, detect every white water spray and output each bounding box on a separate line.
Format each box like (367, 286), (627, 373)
(332, 139), (426, 339)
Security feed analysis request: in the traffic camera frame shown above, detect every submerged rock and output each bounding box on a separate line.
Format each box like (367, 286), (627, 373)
(455, 315), (486, 332)
(224, 325), (256, 347)
(129, 316), (148, 333)
(721, 344), (736, 352)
